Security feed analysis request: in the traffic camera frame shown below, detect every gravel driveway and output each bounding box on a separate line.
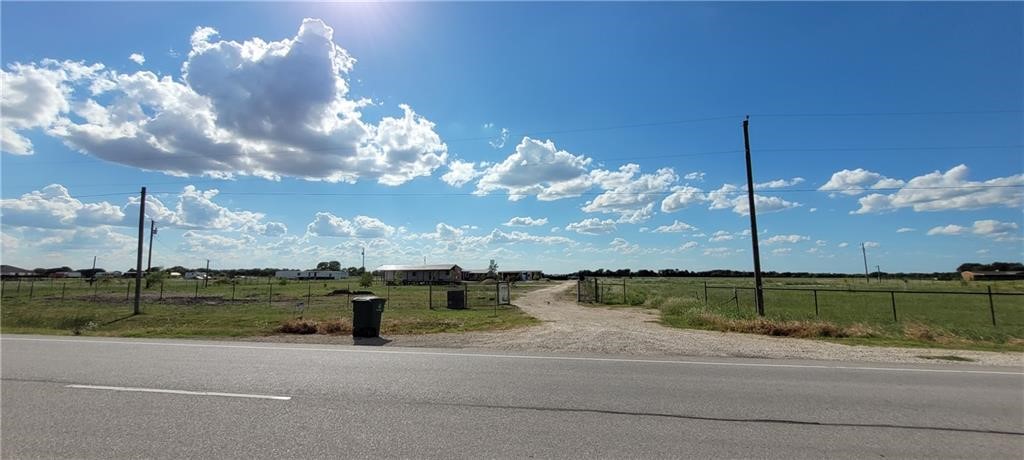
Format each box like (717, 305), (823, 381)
(386, 281), (1023, 367)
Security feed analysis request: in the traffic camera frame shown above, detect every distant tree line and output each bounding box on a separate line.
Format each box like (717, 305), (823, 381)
(956, 262), (1024, 273)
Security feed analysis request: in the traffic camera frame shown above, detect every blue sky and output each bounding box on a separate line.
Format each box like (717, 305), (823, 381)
(1, 2), (1021, 274)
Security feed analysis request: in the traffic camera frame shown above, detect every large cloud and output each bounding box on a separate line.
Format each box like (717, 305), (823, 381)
(1, 60), (104, 154)
(927, 219), (1020, 239)
(2, 184), (286, 235)
(565, 218), (617, 235)
(581, 164), (677, 224)
(819, 168), (904, 196)
(306, 212), (395, 238)
(474, 137), (594, 201)
(850, 165), (1024, 214)
(2, 19), (448, 185)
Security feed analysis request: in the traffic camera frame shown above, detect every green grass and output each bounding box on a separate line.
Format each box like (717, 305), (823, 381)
(0, 278), (547, 338)
(581, 277), (1024, 351)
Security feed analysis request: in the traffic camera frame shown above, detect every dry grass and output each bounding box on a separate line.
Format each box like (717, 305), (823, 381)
(276, 319), (352, 335)
(687, 310), (879, 339)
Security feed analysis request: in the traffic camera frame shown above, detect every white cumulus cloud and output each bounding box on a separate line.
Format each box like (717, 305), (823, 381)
(565, 218), (617, 235)
(851, 165), (1023, 214)
(129, 53), (145, 65)
(503, 216), (548, 227)
(3, 19), (448, 186)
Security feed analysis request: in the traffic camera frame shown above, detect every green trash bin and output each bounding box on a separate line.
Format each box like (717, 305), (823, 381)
(352, 296), (386, 338)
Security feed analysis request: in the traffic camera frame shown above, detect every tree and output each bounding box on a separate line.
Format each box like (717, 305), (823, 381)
(316, 261), (330, 270)
(327, 260), (341, 271)
(144, 271), (165, 289)
(359, 272), (373, 287)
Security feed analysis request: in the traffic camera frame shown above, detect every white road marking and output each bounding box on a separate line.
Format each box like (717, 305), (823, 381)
(5, 336), (1022, 376)
(65, 384), (291, 400)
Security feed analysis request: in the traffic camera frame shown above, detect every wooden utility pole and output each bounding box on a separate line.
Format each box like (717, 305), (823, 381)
(862, 243), (870, 283)
(204, 259), (210, 287)
(133, 187), (146, 315)
(742, 117), (765, 316)
(146, 220), (156, 271)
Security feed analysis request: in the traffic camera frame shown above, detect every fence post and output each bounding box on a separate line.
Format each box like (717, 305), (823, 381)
(17, 278), (21, 296)
(268, 281), (272, 307)
(464, 283), (468, 308)
(194, 280), (199, 299)
(61, 282), (66, 305)
(29, 280), (34, 299)
(429, 283), (433, 310)
(307, 279), (312, 307)
(495, 283), (499, 307)
(988, 286), (997, 326)
(623, 279), (627, 305)
(733, 287), (739, 310)
(890, 291), (897, 322)
(160, 281), (164, 300)
(576, 278), (581, 303)
(1, 279), (5, 298)
(126, 281), (131, 300)
(231, 282), (236, 302)
(704, 281), (708, 306)
(813, 289), (819, 318)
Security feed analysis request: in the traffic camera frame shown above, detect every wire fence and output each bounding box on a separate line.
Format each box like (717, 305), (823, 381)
(0, 277), (516, 313)
(578, 277), (1024, 329)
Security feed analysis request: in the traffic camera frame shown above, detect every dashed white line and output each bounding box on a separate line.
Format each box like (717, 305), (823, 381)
(65, 384), (291, 400)
(4, 336), (1021, 375)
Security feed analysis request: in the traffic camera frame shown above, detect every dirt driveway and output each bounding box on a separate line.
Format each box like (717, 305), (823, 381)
(387, 281), (1022, 366)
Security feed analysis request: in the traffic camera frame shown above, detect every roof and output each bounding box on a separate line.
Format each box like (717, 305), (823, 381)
(463, 269), (491, 274)
(498, 269), (543, 273)
(376, 264), (460, 271)
(1, 264), (32, 274)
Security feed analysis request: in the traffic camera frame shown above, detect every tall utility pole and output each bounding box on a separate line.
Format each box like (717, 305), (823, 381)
(742, 116), (765, 316)
(876, 265), (882, 284)
(133, 187), (146, 315)
(861, 243), (870, 283)
(92, 256), (97, 270)
(204, 259), (210, 287)
(146, 220), (157, 271)
(361, 247), (365, 272)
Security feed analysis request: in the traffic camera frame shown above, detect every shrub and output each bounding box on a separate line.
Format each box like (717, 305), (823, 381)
(276, 319), (318, 334)
(359, 272), (373, 288)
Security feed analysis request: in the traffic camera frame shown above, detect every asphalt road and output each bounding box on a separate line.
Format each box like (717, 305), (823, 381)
(2, 335), (1022, 459)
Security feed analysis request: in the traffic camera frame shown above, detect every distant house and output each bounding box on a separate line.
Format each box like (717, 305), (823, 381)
(168, 272), (182, 278)
(961, 271), (1024, 281)
(183, 271), (208, 280)
(275, 270), (349, 280)
(461, 268), (493, 282)
(0, 265), (35, 278)
(54, 271), (83, 278)
(498, 270), (544, 282)
(376, 264), (462, 285)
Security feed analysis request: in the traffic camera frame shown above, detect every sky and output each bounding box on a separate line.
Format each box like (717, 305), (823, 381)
(1, 2), (1022, 274)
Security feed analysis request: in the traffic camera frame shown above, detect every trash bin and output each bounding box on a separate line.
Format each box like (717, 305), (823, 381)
(351, 295), (386, 338)
(446, 290), (466, 310)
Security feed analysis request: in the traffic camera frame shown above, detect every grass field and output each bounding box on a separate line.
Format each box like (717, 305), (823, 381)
(0, 277), (546, 337)
(583, 277), (1024, 351)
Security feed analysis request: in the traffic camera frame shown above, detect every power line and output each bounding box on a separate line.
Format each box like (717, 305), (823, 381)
(39, 182), (1024, 201)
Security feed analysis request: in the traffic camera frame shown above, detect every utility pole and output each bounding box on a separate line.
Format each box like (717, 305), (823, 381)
(742, 116), (765, 316)
(361, 247), (365, 273)
(862, 243), (870, 283)
(133, 187), (146, 315)
(876, 265), (882, 284)
(92, 256), (97, 270)
(146, 220), (156, 271)
(204, 259), (210, 288)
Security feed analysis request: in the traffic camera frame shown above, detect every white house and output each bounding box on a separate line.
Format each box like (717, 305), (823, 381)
(376, 264), (462, 284)
(275, 270), (349, 280)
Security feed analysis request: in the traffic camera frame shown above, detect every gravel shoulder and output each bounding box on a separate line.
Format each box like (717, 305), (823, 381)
(259, 281), (1024, 367)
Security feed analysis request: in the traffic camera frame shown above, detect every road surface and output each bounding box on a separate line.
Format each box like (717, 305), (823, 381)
(2, 335), (1022, 458)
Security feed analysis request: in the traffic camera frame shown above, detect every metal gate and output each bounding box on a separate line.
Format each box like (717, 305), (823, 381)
(577, 277), (598, 303)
